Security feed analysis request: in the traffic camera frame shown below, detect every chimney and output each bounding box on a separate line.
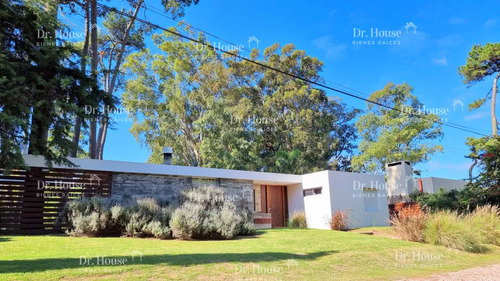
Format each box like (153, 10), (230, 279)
(163, 147), (173, 165)
(385, 160), (414, 202)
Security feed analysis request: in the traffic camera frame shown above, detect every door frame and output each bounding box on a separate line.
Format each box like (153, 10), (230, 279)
(259, 185), (288, 227)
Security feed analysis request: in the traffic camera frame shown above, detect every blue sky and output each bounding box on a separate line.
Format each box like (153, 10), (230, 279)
(66, 0), (498, 179)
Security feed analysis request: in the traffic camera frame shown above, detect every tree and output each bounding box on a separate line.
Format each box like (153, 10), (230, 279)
(0, 0), (97, 170)
(352, 82), (443, 173)
(123, 30), (359, 173)
(123, 30), (229, 166)
(465, 136), (499, 189)
(459, 43), (500, 136)
(95, 2), (146, 160)
(69, 0), (90, 157)
(69, 0), (201, 159)
(228, 43), (359, 173)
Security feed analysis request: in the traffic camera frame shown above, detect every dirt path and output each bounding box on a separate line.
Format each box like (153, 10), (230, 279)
(399, 263), (500, 281)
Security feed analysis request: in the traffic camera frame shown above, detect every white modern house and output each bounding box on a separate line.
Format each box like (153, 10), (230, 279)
(19, 155), (467, 231)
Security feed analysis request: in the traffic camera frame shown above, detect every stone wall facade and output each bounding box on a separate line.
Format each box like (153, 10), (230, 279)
(111, 173), (254, 210)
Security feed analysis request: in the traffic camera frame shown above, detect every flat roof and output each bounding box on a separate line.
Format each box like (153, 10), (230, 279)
(22, 155), (302, 185)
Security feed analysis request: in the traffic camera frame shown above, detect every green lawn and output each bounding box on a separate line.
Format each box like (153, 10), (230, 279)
(1, 228), (499, 280)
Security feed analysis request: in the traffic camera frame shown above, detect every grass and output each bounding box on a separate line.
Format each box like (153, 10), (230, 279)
(1, 229), (499, 280)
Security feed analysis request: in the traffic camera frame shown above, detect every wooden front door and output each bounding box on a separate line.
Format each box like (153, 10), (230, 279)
(265, 185), (287, 227)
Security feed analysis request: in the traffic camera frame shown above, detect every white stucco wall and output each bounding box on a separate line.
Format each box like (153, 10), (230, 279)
(301, 171), (332, 229)
(421, 177), (467, 194)
(301, 171), (390, 230)
(287, 183), (305, 218)
(329, 171), (390, 228)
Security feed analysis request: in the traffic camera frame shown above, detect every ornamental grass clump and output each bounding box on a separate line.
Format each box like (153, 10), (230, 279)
(423, 210), (486, 253)
(464, 205), (500, 246)
(390, 206), (427, 242)
(289, 211), (307, 228)
(330, 210), (350, 231)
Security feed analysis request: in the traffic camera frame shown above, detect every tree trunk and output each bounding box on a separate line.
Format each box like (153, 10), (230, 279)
(492, 73), (499, 136)
(89, 0), (98, 159)
(29, 1), (56, 155)
(70, 0), (90, 158)
(96, 0), (144, 160)
(469, 158), (478, 183)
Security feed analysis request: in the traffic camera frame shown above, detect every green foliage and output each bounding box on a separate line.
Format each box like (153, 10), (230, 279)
(410, 185), (498, 213)
(467, 136), (500, 191)
(352, 82), (443, 173)
(122, 29), (359, 174)
(411, 136), (500, 212)
(458, 43), (500, 135)
(0, 0), (106, 169)
(160, 0), (200, 19)
(170, 187), (255, 239)
(458, 43), (500, 85)
(288, 211), (307, 228)
(410, 189), (460, 212)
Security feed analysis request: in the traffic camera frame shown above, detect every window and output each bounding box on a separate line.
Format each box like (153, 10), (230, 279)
(303, 187), (322, 197)
(363, 190), (379, 212)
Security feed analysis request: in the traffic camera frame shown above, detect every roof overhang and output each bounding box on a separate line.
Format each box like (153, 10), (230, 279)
(22, 155), (303, 185)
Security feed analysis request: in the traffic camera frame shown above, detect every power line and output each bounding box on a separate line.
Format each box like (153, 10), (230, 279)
(143, 3), (373, 99)
(96, 2), (489, 137)
(143, 4), (488, 135)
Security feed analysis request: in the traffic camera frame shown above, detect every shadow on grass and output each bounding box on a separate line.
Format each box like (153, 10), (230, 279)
(0, 237), (11, 242)
(0, 251), (336, 274)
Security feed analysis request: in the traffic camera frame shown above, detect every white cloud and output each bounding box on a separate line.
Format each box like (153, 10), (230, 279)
(432, 56), (448, 66)
(449, 17), (466, 25)
(464, 111), (489, 121)
(391, 30), (430, 55)
(312, 36), (347, 60)
(426, 160), (471, 174)
(436, 34), (461, 48)
(484, 19), (497, 27)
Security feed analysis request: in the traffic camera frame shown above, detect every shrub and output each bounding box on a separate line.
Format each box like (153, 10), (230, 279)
(288, 211), (307, 228)
(391, 205), (499, 252)
(170, 186), (255, 239)
(410, 185), (499, 213)
(239, 207), (256, 235)
(59, 196), (173, 239)
(410, 189), (460, 212)
(330, 210), (350, 231)
(464, 205), (500, 246)
(58, 197), (124, 237)
(125, 198), (173, 239)
(390, 206), (427, 242)
(423, 210), (486, 253)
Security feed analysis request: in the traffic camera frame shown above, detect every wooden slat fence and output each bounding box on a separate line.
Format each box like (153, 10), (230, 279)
(0, 167), (112, 234)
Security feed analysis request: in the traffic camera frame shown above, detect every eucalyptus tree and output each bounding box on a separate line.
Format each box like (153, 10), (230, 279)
(123, 29), (359, 173)
(66, 0), (201, 159)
